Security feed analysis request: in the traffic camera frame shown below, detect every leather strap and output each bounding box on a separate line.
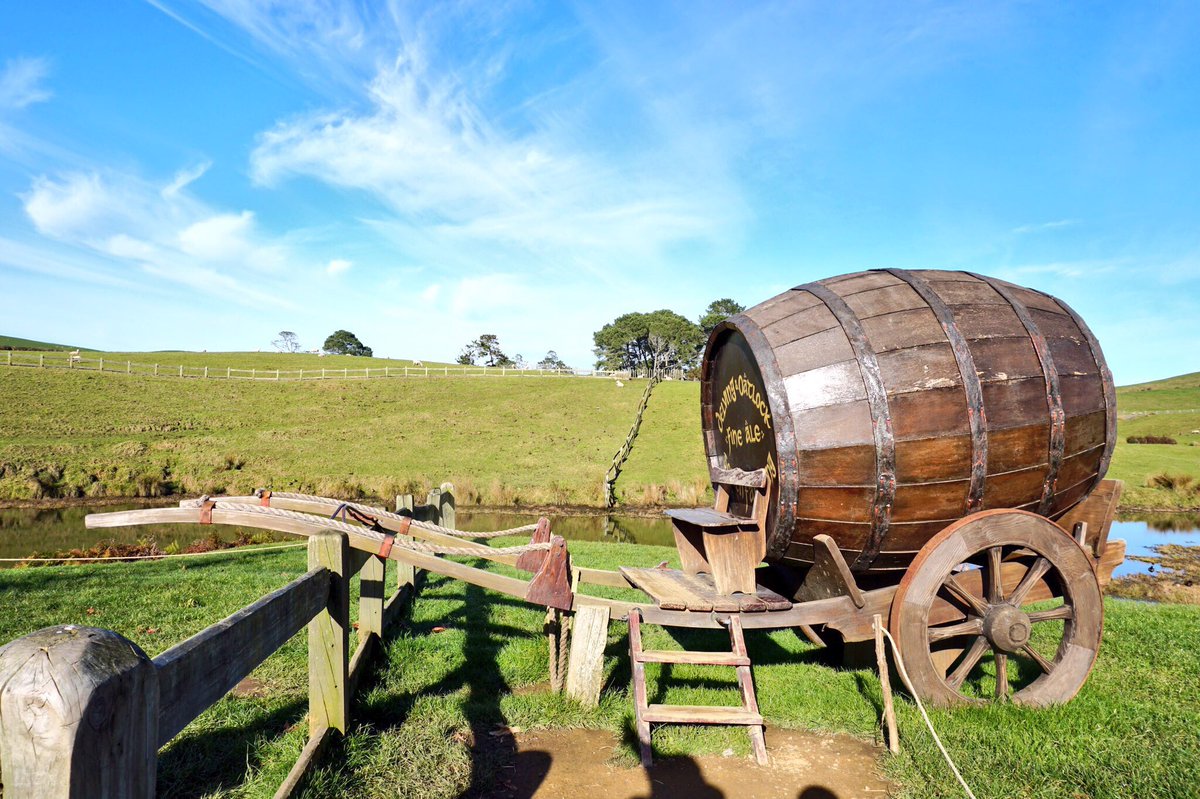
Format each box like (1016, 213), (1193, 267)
(199, 500), (216, 525)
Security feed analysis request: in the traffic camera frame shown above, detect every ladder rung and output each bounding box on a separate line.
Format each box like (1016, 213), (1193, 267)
(637, 649), (749, 666)
(643, 704), (762, 725)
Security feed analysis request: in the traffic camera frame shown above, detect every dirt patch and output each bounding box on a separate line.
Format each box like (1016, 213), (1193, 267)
(498, 727), (893, 799)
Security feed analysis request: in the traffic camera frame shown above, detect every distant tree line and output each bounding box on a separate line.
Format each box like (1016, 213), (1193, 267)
(592, 298), (744, 377)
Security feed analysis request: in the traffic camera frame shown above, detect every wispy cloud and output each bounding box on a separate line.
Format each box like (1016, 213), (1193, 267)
(326, 257), (351, 276)
(0, 57), (52, 110)
(19, 168), (295, 307)
(1012, 219), (1078, 235)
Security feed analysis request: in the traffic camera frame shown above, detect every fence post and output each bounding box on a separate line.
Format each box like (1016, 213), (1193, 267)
(439, 482), (456, 530)
(360, 555), (386, 643)
(227, 367), (230, 378)
(154, 363), (158, 376)
(0, 625), (158, 798)
(6, 351), (10, 366)
(299, 369), (303, 380)
(178, 365), (183, 378)
(204, 366), (208, 379)
(39, 354), (44, 367)
(275, 369), (280, 381)
(98, 357), (103, 372)
(127, 360), (131, 374)
(426, 487), (442, 525)
(307, 533), (350, 736)
(394, 494), (416, 590)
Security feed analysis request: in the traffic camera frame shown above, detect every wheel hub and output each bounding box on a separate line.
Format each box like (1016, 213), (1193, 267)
(983, 604), (1031, 652)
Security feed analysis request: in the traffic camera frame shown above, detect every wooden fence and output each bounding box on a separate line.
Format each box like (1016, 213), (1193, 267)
(604, 377), (660, 507)
(1, 351), (682, 381)
(0, 485), (455, 799)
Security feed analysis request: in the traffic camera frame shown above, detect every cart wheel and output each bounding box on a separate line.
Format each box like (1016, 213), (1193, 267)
(889, 509), (1103, 708)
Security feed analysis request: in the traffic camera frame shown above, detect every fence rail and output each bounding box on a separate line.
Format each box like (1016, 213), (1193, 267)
(1, 351), (682, 381)
(0, 485), (454, 799)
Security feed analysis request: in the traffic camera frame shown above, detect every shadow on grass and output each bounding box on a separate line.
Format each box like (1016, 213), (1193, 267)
(156, 697), (307, 798)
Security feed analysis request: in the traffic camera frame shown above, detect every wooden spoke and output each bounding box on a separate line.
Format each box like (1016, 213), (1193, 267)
(994, 652), (1009, 700)
(1021, 643), (1055, 674)
(891, 510), (1104, 708)
(1028, 605), (1074, 623)
(928, 617), (984, 643)
(986, 546), (1004, 604)
(942, 573), (989, 617)
(946, 636), (990, 689)
(1007, 557), (1051, 606)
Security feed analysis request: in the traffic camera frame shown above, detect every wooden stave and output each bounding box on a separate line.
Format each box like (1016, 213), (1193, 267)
(704, 269), (1112, 572)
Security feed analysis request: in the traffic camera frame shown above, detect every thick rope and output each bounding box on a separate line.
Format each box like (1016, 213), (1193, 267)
(197, 502), (551, 558)
(238, 491), (540, 539)
(0, 541), (307, 564)
(879, 627), (978, 799)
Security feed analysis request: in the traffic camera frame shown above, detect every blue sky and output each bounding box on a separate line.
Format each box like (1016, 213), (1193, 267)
(0, 1), (1197, 383)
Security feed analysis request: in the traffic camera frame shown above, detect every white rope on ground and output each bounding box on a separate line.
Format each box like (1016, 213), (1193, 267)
(879, 627), (979, 799)
(195, 503), (552, 558)
(0, 541), (308, 564)
(238, 491), (541, 539)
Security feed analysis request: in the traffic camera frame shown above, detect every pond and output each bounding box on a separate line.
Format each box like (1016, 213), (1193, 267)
(0, 502), (1195, 577)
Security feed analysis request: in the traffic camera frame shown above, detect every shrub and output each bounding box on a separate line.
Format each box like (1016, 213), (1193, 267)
(1127, 435), (1178, 444)
(1146, 472), (1198, 493)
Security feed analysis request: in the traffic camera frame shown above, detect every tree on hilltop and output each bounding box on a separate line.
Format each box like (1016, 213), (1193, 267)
(457, 333), (514, 367)
(323, 330), (373, 357)
(593, 310), (704, 376)
(272, 331), (301, 353)
(537, 350), (569, 371)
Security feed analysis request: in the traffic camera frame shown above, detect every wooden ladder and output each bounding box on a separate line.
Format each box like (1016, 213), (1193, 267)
(628, 608), (768, 766)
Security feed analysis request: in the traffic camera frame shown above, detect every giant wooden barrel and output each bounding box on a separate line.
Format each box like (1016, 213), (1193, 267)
(702, 269), (1115, 573)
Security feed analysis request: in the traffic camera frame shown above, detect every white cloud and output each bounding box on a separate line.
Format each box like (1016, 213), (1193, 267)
(18, 166), (294, 305)
(23, 173), (110, 238)
(0, 57), (52, 110)
(326, 257), (351, 275)
(162, 161), (211, 197)
(419, 283), (440, 303)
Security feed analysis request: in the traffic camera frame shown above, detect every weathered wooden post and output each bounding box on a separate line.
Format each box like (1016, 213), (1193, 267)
(565, 605), (610, 706)
(439, 482), (455, 530)
(359, 555), (386, 644)
(0, 625), (159, 798)
(394, 494), (416, 590)
(426, 487), (442, 524)
(307, 534), (349, 736)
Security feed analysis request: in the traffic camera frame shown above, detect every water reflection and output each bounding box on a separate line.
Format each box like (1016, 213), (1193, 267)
(1, 503), (1195, 577)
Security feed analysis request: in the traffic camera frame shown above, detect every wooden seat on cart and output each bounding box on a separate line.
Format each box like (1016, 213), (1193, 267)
(666, 466), (771, 596)
(620, 566), (791, 613)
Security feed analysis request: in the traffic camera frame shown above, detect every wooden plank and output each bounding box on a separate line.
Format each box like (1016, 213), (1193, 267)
(664, 507), (757, 528)
(861, 307), (947, 353)
(793, 534), (865, 607)
(154, 568), (328, 744)
(1056, 479), (1123, 558)
(638, 649), (749, 666)
(783, 359), (866, 411)
(565, 605), (610, 707)
(981, 377), (1047, 430)
(969, 336), (1043, 382)
(825, 270), (904, 294)
(760, 303), (839, 348)
(621, 566), (705, 611)
(889, 387), (969, 439)
(840, 283), (925, 317)
(875, 342), (962, 395)
(0, 626), (159, 798)
(359, 555), (385, 642)
(643, 704), (762, 725)
(773, 325), (854, 374)
(308, 533), (349, 736)
(791, 399), (874, 448)
(948, 303), (1028, 339)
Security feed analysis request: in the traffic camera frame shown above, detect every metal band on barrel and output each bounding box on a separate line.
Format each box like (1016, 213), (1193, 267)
(1052, 296), (1117, 490)
(796, 281), (896, 571)
(969, 273), (1065, 515)
(887, 269), (989, 514)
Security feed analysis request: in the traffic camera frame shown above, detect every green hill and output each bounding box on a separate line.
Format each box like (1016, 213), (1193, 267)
(1, 351), (1197, 511)
(0, 334), (89, 351)
(0, 364), (708, 506)
(1113, 371), (1200, 509)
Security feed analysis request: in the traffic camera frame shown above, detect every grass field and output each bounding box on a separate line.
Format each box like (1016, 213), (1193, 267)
(0, 539), (1195, 798)
(2, 350), (1199, 510)
(0, 357), (709, 507)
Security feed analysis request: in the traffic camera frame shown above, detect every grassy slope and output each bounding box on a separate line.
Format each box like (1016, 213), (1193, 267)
(0, 544), (1195, 798)
(2, 354), (1200, 509)
(1112, 371), (1200, 509)
(0, 334), (87, 351)
(0, 367), (708, 506)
